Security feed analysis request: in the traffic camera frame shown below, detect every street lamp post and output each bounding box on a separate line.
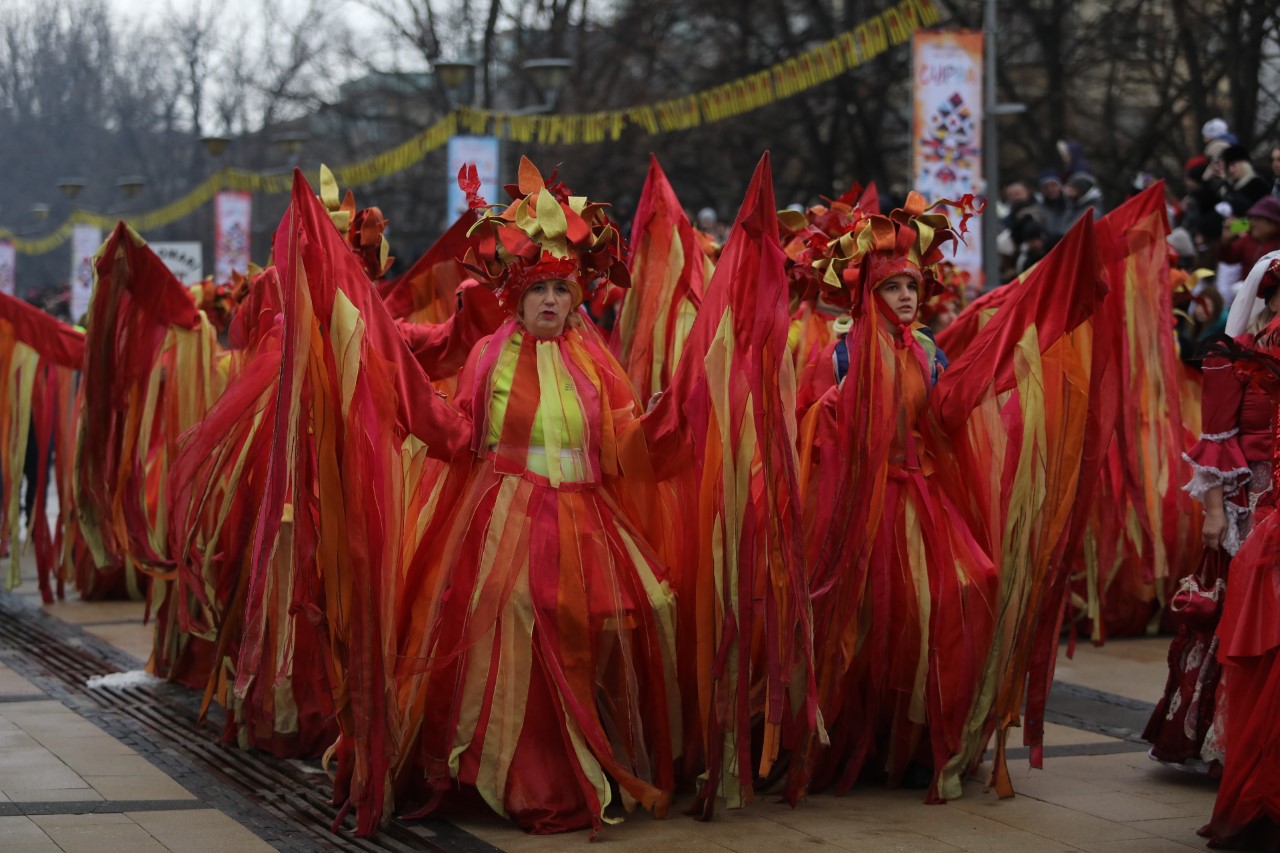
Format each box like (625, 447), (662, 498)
(56, 179), (87, 201)
(200, 136), (231, 158)
(431, 54), (574, 225)
(981, 0), (1025, 291)
(433, 56), (573, 114)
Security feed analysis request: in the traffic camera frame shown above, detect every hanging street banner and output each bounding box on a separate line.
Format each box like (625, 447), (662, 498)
(0, 241), (14, 296)
(446, 135), (501, 225)
(214, 191), (252, 283)
(70, 224), (102, 322)
(152, 241), (204, 285)
(912, 29), (984, 285)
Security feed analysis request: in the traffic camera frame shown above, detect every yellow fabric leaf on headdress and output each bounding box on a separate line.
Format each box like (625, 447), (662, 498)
(913, 221), (935, 261)
(518, 156), (545, 195)
(536, 189), (569, 240)
(568, 196), (589, 215)
(319, 165), (341, 210)
(859, 217), (898, 254)
(777, 209), (808, 232)
(591, 224), (617, 250)
(514, 196), (541, 239)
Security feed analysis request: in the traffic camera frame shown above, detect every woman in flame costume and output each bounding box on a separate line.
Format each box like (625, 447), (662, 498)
(789, 194), (997, 800)
(789, 198), (1110, 805)
(391, 159), (681, 833)
(314, 155), (813, 834)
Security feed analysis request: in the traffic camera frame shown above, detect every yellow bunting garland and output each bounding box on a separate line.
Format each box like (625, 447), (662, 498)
(3, 0), (937, 255)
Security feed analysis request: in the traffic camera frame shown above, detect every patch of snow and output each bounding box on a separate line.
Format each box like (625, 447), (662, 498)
(85, 670), (160, 690)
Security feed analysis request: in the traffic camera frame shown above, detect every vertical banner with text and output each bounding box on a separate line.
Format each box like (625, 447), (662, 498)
(446, 135), (501, 225)
(912, 29), (984, 286)
(214, 191), (252, 283)
(0, 241), (14, 296)
(70, 224), (102, 322)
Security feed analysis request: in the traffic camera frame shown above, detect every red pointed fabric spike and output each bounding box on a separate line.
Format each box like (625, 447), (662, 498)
(933, 213), (1106, 430)
(646, 151), (815, 814)
(457, 163), (487, 210)
(612, 153), (708, 395)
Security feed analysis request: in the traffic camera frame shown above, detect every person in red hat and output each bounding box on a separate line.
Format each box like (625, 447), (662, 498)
(1179, 155), (1222, 260)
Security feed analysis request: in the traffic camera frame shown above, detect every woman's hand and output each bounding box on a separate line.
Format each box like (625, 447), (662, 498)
(1203, 506), (1227, 551)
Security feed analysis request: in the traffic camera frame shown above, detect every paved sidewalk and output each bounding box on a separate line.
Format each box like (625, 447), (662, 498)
(0, 546), (1221, 852)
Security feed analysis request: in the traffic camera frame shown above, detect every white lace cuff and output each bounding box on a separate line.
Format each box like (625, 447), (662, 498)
(1182, 453), (1251, 501)
(1199, 428), (1239, 442)
(1222, 501), (1252, 556)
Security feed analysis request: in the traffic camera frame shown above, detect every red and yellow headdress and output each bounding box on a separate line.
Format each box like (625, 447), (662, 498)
(777, 183), (873, 305)
(460, 157), (629, 313)
(317, 165), (394, 280)
(918, 260), (970, 326)
(818, 191), (981, 317)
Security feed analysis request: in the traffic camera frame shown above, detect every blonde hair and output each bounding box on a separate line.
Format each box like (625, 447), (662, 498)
(1248, 305), (1277, 336)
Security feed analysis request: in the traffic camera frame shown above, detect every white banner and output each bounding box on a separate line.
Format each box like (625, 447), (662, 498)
(70, 224), (102, 322)
(0, 241), (14, 297)
(152, 241), (204, 285)
(214, 191), (252, 283)
(446, 135), (501, 224)
(912, 30), (984, 285)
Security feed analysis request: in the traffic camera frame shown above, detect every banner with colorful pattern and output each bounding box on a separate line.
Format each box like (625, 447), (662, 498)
(912, 29), (983, 285)
(0, 242), (14, 296)
(214, 191), (252, 284)
(70, 224), (102, 322)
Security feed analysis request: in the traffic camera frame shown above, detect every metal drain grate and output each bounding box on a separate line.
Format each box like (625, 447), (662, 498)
(0, 593), (498, 853)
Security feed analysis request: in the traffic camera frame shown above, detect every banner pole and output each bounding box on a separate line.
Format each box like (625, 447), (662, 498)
(981, 0), (1000, 291)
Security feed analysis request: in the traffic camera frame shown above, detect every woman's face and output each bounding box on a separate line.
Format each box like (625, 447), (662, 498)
(1267, 286), (1280, 314)
(876, 274), (920, 323)
(930, 302), (959, 332)
(520, 279), (574, 338)
(1250, 216), (1280, 242)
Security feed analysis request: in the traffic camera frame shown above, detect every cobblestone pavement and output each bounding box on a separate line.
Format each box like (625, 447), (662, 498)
(0, 549), (1219, 852)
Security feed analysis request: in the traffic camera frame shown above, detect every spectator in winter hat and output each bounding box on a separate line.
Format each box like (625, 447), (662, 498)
(1212, 145), (1270, 215)
(1201, 117), (1234, 146)
(1063, 171), (1104, 224)
(1037, 169), (1071, 248)
(1220, 195), (1280, 273)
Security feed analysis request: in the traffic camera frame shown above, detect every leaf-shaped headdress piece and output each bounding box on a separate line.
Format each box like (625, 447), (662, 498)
(459, 157), (630, 313)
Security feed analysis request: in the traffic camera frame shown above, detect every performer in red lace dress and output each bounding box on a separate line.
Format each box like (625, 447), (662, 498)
(1145, 254), (1280, 774)
(1194, 253), (1280, 848)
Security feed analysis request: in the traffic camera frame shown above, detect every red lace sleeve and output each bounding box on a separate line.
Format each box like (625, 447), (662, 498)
(1184, 357), (1250, 500)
